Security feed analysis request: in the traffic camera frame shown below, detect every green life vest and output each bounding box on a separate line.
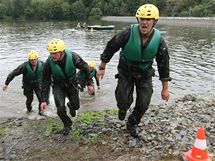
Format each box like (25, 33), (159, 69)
(25, 60), (43, 83)
(79, 68), (96, 81)
(48, 48), (76, 80)
(120, 24), (161, 71)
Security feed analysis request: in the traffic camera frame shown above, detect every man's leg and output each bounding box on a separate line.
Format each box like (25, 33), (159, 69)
(115, 75), (134, 121)
(53, 85), (72, 135)
(67, 90), (80, 117)
(127, 78), (153, 138)
(33, 84), (45, 115)
(23, 86), (33, 113)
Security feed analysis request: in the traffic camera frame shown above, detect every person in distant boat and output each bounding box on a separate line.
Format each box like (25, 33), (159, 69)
(3, 50), (47, 116)
(77, 60), (100, 95)
(97, 4), (171, 138)
(76, 22), (81, 29)
(82, 22), (87, 28)
(40, 39), (94, 135)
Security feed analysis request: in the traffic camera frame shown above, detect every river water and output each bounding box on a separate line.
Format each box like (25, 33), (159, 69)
(0, 19), (214, 118)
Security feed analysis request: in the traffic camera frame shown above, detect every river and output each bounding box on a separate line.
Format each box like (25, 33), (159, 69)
(0, 18), (214, 118)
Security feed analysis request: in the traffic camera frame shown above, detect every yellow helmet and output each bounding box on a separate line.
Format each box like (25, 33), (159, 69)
(136, 4), (159, 20)
(27, 50), (39, 60)
(88, 60), (96, 68)
(47, 39), (65, 53)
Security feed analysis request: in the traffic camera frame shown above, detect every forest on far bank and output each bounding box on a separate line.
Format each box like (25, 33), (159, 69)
(0, 0), (214, 21)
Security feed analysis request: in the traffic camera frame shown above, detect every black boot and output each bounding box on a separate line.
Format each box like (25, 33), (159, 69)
(63, 126), (71, 135)
(38, 111), (47, 116)
(27, 106), (33, 114)
(62, 121), (72, 135)
(67, 102), (76, 117)
(126, 115), (139, 138)
(126, 123), (138, 138)
(118, 109), (127, 121)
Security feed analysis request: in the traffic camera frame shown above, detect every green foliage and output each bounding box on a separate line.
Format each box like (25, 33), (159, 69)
(89, 7), (102, 20)
(0, 124), (15, 137)
(1, 0), (214, 21)
(70, 0), (87, 20)
(178, 11), (189, 17)
(27, 0), (51, 20)
(205, 0), (215, 15)
(76, 111), (103, 125)
(0, 3), (6, 18)
(192, 5), (204, 16)
(44, 118), (63, 136)
(43, 109), (118, 139)
(61, 1), (71, 19)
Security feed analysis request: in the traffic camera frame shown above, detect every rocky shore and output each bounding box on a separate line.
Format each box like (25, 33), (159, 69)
(0, 94), (214, 161)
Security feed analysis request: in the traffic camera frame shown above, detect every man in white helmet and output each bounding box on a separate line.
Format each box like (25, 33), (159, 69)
(97, 4), (171, 138)
(3, 51), (46, 116)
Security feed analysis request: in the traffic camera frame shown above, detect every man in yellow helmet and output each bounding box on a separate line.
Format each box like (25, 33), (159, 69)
(2, 50), (46, 116)
(97, 4), (171, 138)
(77, 60), (100, 95)
(40, 39), (94, 135)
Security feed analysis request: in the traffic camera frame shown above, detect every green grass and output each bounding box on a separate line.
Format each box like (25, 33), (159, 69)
(43, 109), (118, 139)
(0, 124), (15, 137)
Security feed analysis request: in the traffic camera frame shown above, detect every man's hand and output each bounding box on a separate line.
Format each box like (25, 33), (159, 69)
(161, 81), (170, 102)
(40, 102), (47, 112)
(161, 89), (170, 101)
(3, 85), (8, 92)
(97, 62), (106, 80)
(97, 69), (105, 80)
(87, 85), (94, 94)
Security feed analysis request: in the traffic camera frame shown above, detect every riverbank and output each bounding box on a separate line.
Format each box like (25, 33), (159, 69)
(0, 94), (214, 161)
(102, 16), (215, 27)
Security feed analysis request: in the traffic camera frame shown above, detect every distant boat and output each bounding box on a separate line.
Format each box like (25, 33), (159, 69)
(87, 25), (115, 30)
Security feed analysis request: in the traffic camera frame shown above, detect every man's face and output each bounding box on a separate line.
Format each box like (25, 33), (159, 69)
(29, 59), (38, 66)
(89, 67), (94, 71)
(138, 18), (155, 35)
(50, 52), (62, 62)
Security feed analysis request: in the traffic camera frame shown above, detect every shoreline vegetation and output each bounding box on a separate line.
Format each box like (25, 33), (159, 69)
(102, 16), (215, 27)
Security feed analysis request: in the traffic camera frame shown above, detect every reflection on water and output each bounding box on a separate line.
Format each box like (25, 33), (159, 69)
(0, 20), (214, 118)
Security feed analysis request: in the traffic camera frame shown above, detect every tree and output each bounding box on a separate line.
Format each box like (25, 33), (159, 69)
(61, 1), (71, 19)
(0, 3), (6, 18)
(70, 0), (86, 20)
(89, 7), (102, 19)
(51, 0), (64, 19)
(205, 0), (215, 15)
(10, 0), (28, 19)
(192, 4), (204, 16)
(28, 0), (51, 20)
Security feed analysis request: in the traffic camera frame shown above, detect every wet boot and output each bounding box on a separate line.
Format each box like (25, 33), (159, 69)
(46, 100), (50, 106)
(118, 109), (127, 121)
(126, 123), (138, 138)
(63, 122), (72, 135)
(126, 115), (139, 138)
(63, 126), (71, 135)
(27, 106), (33, 114)
(38, 111), (47, 116)
(67, 102), (76, 117)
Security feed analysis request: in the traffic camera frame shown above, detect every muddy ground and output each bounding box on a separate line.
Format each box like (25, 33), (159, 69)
(0, 95), (214, 161)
